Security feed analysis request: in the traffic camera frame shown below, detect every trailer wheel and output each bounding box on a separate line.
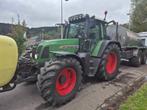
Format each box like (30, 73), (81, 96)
(141, 51), (147, 65)
(96, 44), (120, 81)
(130, 52), (141, 67)
(37, 57), (82, 106)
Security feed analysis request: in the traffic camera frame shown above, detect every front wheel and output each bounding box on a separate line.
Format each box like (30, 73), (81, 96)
(96, 44), (120, 81)
(37, 57), (82, 106)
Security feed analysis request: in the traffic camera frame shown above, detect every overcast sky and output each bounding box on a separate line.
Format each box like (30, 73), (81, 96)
(0, 0), (131, 27)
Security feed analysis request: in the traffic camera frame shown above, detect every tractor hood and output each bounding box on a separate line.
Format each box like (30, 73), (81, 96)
(38, 38), (79, 57)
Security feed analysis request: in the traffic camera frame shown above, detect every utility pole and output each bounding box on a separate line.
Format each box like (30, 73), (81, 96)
(60, 0), (69, 39)
(60, 0), (63, 39)
(127, 13), (131, 30)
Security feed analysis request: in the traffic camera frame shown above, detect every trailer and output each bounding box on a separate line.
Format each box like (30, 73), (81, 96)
(107, 25), (147, 66)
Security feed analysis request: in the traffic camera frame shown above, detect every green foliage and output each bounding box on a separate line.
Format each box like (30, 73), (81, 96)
(8, 25), (26, 55)
(131, 0), (147, 32)
(120, 83), (147, 110)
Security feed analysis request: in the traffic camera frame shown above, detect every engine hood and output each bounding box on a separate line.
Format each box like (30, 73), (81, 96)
(38, 38), (79, 54)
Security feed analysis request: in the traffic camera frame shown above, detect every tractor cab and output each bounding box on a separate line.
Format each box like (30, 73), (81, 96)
(32, 14), (117, 66)
(64, 14), (108, 52)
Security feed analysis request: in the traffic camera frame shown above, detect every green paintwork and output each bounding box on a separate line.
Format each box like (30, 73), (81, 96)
(36, 38), (79, 63)
(91, 41), (103, 57)
(33, 14), (107, 70)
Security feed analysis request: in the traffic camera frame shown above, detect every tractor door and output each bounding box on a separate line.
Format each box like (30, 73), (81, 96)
(80, 21), (103, 76)
(85, 20), (101, 53)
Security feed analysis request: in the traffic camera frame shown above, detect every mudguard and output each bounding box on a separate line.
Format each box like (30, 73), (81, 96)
(97, 40), (121, 58)
(0, 35), (18, 87)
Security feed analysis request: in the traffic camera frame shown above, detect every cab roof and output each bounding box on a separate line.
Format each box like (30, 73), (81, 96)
(68, 14), (107, 24)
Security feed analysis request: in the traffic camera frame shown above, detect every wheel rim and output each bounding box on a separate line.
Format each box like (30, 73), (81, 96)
(106, 52), (118, 74)
(56, 68), (77, 96)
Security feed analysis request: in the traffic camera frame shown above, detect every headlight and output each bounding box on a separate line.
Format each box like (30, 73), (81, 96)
(35, 54), (38, 59)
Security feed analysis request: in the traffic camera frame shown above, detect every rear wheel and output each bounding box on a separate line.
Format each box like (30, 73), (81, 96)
(37, 57), (82, 106)
(129, 51), (141, 67)
(96, 44), (120, 81)
(141, 51), (147, 65)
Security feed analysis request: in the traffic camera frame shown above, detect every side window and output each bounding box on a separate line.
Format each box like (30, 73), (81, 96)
(101, 23), (108, 39)
(89, 23), (101, 40)
(100, 23), (104, 39)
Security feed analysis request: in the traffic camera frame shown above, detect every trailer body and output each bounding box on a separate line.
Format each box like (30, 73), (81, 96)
(107, 25), (147, 60)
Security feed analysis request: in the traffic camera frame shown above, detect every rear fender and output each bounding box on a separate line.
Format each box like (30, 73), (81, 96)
(97, 40), (121, 58)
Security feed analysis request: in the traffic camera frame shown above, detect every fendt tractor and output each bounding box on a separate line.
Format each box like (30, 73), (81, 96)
(0, 13), (147, 106)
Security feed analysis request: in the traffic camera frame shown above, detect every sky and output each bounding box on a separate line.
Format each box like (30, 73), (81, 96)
(0, 0), (131, 28)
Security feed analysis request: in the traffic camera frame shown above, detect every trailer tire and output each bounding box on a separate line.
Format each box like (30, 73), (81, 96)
(130, 52), (141, 67)
(37, 57), (82, 106)
(96, 44), (120, 81)
(141, 51), (147, 65)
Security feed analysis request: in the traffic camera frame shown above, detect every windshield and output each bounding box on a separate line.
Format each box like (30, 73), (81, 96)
(67, 22), (86, 38)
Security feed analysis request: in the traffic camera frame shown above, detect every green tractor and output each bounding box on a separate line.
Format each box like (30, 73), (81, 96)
(1, 13), (146, 106)
(35, 14), (121, 105)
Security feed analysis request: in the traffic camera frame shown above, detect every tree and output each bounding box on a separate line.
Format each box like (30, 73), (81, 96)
(8, 25), (26, 56)
(130, 0), (147, 32)
(22, 19), (27, 27)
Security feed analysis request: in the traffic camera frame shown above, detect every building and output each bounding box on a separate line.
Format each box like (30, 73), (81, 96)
(138, 32), (147, 46)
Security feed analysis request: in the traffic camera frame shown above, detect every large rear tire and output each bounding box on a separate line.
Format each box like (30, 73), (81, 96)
(37, 57), (82, 106)
(141, 51), (147, 65)
(129, 51), (141, 67)
(96, 44), (120, 81)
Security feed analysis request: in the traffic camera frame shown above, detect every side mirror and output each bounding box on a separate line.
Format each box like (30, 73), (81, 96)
(104, 11), (108, 21)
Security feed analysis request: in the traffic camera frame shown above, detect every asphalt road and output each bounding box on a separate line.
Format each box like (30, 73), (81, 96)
(0, 64), (147, 110)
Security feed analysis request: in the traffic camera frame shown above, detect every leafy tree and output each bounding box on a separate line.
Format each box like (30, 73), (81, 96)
(130, 0), (147, 32)
(8, 25), (26, 56)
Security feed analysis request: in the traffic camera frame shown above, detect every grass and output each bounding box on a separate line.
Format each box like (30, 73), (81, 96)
(120, 83), (147, 110)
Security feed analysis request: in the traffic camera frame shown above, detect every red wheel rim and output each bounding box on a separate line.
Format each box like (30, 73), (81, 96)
(56, 68), (77, 96)
(106, 52), (117, 74)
